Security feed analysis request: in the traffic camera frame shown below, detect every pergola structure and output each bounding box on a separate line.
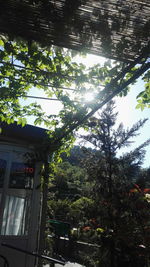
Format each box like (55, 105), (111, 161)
(0, 0), (149, 140)
(0, 0), (149, 62)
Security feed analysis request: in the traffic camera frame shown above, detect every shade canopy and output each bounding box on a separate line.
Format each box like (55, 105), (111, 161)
(0, 0), (149, 62)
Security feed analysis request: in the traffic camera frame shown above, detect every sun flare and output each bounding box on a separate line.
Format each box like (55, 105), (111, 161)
(84, 92), (95, 102)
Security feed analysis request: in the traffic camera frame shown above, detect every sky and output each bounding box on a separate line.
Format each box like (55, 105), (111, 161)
(26, 53), (150, 168)
(115, 81), (150, 168)
(75, 54), (150, 168)
(70, 54), (150, 168)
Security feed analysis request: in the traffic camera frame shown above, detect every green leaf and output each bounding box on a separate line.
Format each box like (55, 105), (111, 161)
(0, 39), (4, 46)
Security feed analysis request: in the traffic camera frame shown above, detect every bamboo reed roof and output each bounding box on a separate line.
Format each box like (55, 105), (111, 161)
(0, 0), (150, 62)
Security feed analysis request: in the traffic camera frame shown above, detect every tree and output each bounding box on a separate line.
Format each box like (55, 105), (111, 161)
(0, 35), (115, 129)
(0, 34), (149, 266)
(0, 36), (85, 126)
(46, 159), (91, 262)
(0, 36), (113, 266)
(136, 70), (150, 110)
(49, 161), (87, 201)
(61, 145), (88, 166)
(79, 100), (150, 267)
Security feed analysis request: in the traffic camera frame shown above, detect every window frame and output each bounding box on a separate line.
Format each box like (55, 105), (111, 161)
(0, 144), (35, 237)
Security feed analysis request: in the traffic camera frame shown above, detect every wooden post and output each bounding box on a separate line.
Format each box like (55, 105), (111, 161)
(38, 158), (51, 267)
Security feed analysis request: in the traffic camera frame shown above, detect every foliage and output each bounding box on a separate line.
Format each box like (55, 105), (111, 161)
(47, 160), (88, 225)
(0, 35), (86, 127)
(46, 113), (150, 265)
(61, 145), (88, 166)
(47, 198), (71, 222)
(0, 35), (112, 126)
(70, 197), (95, 225)
(0, 35), (149, 265)
(78, 101), (150, 267)
(0, 34), (149, 149)
(0, 35), (121, 157)
(49, 161), (87, 200)
(136, 70), (150, 110)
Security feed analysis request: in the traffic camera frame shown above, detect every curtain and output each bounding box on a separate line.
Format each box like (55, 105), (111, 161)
(1, 195), (29, 235)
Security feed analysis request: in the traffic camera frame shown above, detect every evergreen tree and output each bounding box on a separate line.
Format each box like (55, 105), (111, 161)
(47, 102), (150, 266)
(80, 100), (150, 267)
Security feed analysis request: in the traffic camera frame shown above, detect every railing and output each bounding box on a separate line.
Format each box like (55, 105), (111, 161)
(0, 254), (9, 267)
(1, 242), (65, 266)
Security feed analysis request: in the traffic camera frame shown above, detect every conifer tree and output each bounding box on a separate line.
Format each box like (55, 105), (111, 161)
(80, 100), (150, 267)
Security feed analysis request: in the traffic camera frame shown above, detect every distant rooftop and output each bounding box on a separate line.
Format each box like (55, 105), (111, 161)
(0, 0), (149, 62)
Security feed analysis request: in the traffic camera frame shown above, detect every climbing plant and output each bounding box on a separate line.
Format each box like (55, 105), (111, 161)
(0, 35), (149, 142)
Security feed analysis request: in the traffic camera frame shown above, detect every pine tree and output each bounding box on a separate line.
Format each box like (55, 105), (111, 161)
(80, 100), (150, 267)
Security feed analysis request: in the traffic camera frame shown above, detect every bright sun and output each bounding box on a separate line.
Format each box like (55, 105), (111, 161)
(84, 92), (95, 102)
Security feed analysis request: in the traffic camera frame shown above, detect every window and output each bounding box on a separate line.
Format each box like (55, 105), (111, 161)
(1, 195), (30, 236)
(0, 159), (7, 188)
(0, 149), (34, 236)
(9, 162), (35, 189)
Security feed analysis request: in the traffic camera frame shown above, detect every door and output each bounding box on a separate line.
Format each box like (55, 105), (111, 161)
(0, 144), (41, 267)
